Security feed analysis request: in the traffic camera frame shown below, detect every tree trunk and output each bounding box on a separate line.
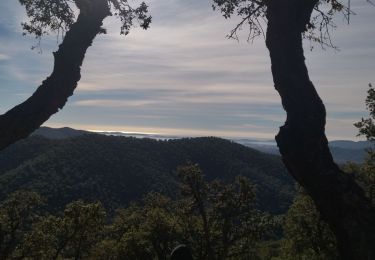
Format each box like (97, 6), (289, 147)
(265, 1), (375, 259)
(0, 0), (110, 151)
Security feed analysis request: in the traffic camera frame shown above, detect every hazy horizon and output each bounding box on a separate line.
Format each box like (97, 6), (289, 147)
(38, 125), (371, 142)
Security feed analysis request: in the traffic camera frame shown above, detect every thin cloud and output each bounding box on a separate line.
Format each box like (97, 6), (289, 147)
(0, 53), (9, 60)
(73, 99), (158, 108)
(1, 0), (374, 140)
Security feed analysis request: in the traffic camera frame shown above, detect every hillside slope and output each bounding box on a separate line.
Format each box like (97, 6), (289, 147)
(32, 126), (89, 139)
(0, 134), (295, 214)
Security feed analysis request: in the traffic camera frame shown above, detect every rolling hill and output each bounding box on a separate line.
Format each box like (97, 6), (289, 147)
(0, 132), (295, 214)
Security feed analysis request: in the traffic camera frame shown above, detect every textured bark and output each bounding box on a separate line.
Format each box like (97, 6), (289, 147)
(265, 1), (375, 259)
(0, 0), (110, 151)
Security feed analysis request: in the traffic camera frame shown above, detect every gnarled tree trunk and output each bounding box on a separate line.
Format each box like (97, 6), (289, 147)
(265, 0), (375, 259)
(0, 0), (110, 151)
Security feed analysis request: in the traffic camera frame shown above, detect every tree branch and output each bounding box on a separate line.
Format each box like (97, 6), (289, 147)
(0, 0), (110, 151)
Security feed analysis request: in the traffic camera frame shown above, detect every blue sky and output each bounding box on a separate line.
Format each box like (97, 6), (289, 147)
(0, 0), (374, 140)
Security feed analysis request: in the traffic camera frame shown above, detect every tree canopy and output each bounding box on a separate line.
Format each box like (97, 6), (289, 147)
(19, 0), (151, 40)
(212, 0), (349, 48)
(0, 165), (274, 260)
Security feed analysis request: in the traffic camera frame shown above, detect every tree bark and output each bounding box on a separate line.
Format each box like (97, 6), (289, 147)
(0, 0), (110, 151)
(265, 0), (375, 259)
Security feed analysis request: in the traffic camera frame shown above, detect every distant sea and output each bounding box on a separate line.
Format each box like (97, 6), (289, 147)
(94, 131), (277, 147)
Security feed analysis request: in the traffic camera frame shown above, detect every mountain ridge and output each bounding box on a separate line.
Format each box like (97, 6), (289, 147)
(0, 133), (295, 214)
(33, 127), (371, 163)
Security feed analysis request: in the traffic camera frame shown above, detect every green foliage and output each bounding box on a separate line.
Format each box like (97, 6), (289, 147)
(111, 1), (152, 35)
(96, 194), (180, 260)
(0, 165), (275, 259)
(177, 164), (273, 259)
(18, 0), (151, 44)
(347, 84), (375, 204)
(211, 0), (267, 41)
(2, 140), (356, 259)
(23, 201), (106, 259)
(343, 159), (375, 206)
(19, 0), (75, 38)
(92, 164), (273, 259)
(212, 0), (349, 47)
(281, 191), (339, 260)
(0, 194), (105, 259)
(355, 83), (375, 141)
(0, 191), (42, 259)
(0, 135), (295, 214)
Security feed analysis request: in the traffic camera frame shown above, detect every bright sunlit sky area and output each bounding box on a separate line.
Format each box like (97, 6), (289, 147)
(0, 0), (374, 140)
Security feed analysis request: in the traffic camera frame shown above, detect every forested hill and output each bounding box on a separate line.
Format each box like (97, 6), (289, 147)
(31, 126), (89, 139)
(0, 134), (295, 214)
(31, 127), (370, 163)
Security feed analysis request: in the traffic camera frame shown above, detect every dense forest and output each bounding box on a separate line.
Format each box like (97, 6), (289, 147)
(0, 128), (364, 259)
(0, 132), (294, 214)
(0, 160), (337, 259)
(1, 127), (374, 259)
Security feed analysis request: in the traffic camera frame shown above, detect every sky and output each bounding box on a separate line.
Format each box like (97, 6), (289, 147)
(0, 0), (374, 140)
